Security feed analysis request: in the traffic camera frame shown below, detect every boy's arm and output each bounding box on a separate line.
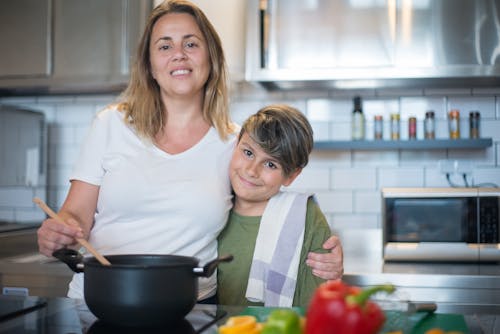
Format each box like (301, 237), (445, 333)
(305, 203), (344, 280)
(294, 199), (332, 307)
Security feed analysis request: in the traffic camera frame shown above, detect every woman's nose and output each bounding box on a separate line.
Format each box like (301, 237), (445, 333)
(172, 46), (187, 60)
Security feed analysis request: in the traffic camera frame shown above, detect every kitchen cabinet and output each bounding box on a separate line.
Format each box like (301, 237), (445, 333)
(0, 1), (50, 78)
(313, 138), (493, 151)
(0, 0), (153, 95)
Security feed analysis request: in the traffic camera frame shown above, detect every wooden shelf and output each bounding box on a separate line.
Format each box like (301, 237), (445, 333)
(313, 138), (493, 151)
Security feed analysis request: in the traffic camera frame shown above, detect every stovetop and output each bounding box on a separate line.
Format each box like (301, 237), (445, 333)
(0, 295), (226, 334)
(0, 295), (47, 322)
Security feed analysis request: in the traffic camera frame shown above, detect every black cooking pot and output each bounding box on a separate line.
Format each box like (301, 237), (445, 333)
(53, 248), (233, 327)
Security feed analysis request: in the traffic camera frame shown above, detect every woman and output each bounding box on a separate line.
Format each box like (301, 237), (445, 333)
(37, 0), (343, 302)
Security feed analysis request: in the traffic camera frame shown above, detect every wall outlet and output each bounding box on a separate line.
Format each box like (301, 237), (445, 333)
(438, 160), (455, 174)
(438, 160), (473, 175)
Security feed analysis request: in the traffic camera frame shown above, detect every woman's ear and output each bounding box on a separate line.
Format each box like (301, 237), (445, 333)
(282, 168), (302, 187)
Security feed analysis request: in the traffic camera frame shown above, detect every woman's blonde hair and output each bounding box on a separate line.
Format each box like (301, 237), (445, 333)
(118, 0), (235, 141)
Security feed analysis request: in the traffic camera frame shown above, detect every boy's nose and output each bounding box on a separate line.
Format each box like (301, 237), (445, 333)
(245, 161), (260, 176)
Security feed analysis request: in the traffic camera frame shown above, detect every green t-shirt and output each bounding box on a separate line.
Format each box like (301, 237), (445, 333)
(217, 198), (331, 308)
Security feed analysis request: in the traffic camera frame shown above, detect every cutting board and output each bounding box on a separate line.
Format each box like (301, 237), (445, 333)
(383, 310), (469, 333)
(240, 307), (469, 334)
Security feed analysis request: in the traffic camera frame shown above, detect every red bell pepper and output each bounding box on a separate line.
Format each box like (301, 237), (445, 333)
(305, 280), (395, 334)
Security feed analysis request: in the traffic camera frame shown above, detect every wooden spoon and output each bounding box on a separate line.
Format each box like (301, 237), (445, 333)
(33, 197), (111, 266)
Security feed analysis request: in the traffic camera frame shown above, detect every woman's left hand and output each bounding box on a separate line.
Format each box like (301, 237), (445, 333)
(306, 235), (344, 280)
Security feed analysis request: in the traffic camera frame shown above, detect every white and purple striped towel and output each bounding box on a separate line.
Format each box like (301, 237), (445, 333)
(245, 191), (311, 307)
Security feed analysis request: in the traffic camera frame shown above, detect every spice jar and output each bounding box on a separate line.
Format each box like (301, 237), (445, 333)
(374, 115), (383, 140)
(408, 117), (417, 140)
(424, 111), (435, 139)
(390, 114), (400, 140)
(448, 109), (460, 139)
(469, 111), (480, 139)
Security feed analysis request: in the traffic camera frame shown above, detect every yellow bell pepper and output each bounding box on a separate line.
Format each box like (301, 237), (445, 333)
(219, 315), (263, 334)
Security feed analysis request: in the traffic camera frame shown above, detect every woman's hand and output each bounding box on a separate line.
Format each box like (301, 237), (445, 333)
(37, 217), (84, 257)
(37, 180), (99, 257)
(306, 235), (344, 281)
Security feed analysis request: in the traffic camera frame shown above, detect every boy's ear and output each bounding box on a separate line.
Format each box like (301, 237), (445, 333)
(282, 168), (302, 187)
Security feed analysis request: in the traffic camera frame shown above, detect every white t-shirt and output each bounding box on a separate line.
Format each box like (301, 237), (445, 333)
(67, 106), (236, 300)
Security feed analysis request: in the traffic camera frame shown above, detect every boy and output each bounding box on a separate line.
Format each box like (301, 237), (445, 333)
(217, 104), (333, 308)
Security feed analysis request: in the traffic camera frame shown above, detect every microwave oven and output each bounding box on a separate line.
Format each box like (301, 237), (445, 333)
(382, 188), (500, 262)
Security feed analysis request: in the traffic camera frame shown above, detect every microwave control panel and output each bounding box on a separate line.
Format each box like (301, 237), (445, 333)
(480, 197), (499, 243)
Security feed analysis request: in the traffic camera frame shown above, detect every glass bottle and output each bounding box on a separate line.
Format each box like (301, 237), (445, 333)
(424, 111), (435, 139)
(351, 96), (365, 140)
(408, 117), (417, 140)
(469, 111), (480, 139)
(374, 115), (383, 140)
(390, 114), (400, 140)
(448, 109), (460, 139)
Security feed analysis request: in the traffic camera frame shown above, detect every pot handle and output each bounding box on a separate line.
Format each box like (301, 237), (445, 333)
(52, 248), (85, 273)
(193, 254), (233, 277)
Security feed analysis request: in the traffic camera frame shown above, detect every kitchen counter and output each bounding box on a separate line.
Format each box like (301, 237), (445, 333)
(0, 295), (227, 333)
(339, 229), (500, 275)
(339, 229), (500, 316)
(0, 222), (40, 233)
(0, 254), (73, 297)
(0, 294), (497, 333)
(0, 228), (499, 325)
(0, 226), (74, 297)
(0, 227), (39, 258)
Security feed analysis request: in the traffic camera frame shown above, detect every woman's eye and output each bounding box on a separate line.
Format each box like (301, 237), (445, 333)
(185, 41), (197, 48)
(159, 44), (171, 51)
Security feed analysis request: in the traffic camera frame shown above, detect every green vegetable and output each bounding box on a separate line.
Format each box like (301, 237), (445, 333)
(261, 309), (302, 334)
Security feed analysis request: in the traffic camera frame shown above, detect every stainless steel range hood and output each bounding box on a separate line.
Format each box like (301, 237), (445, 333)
(245, 0), (500, 90)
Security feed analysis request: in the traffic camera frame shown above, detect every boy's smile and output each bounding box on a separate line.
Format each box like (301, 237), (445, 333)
(229, 133), (301, 216)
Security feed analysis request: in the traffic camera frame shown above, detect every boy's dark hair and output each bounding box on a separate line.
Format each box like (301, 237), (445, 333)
(239, 104), (314, 177)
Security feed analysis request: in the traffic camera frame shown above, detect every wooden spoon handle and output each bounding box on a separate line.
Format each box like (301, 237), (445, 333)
(33, 197), (111, 266)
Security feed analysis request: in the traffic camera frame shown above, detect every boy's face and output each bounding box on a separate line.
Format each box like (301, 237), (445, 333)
(229, 133), (301, 209)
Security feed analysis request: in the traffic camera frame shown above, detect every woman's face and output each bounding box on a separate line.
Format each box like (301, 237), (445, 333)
(149, 13), (210, 99)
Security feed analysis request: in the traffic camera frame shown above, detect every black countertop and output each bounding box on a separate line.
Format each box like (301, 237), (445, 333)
(0, 295), (229, 334)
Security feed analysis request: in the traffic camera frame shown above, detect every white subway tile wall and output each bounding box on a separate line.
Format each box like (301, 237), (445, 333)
(332, 168), (376, 190)
(0, 84), (499, 230)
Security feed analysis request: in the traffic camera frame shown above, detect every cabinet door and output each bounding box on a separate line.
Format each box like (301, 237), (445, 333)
(0, 0), (51, 77)
(52, 0), (152, 81)
(52, 0), (125, 79)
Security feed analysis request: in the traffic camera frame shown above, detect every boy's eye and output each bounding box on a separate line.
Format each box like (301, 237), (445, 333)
(243, 149), (253, 157)
(264, 161), (278, 169)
